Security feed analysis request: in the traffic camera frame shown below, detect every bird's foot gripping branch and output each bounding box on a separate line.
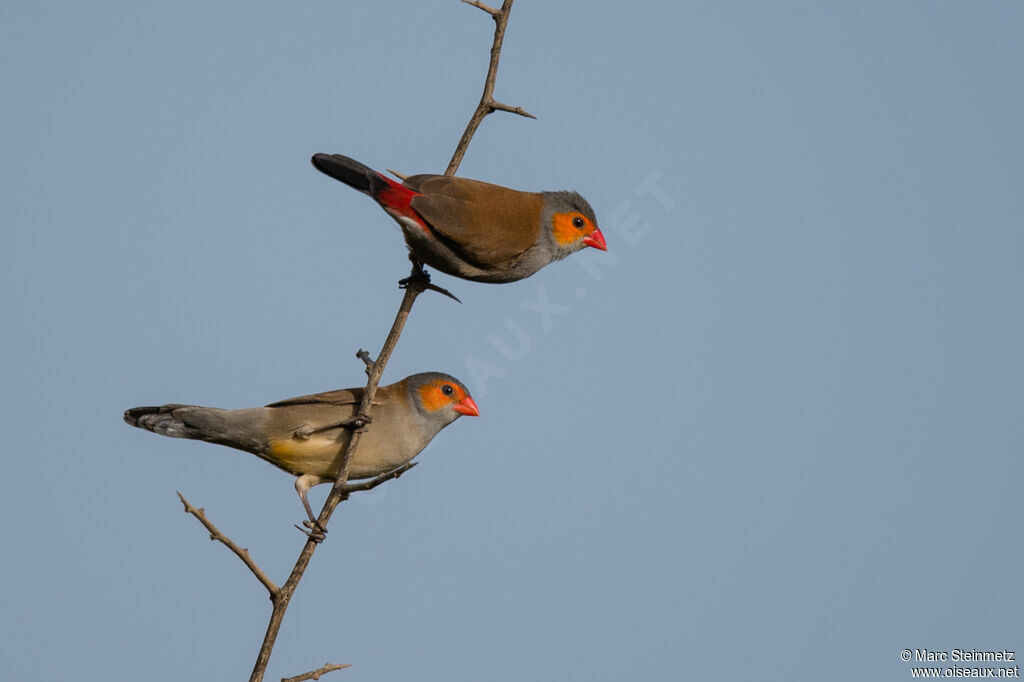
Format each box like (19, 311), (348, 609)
(398, 259), (462, 303)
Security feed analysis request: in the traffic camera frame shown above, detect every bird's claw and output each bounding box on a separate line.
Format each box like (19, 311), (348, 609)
(340, 412), (372, 430)
(399, 262), (462, 303)
(399, 259), (428, 287)
(296, 520), (327, 543)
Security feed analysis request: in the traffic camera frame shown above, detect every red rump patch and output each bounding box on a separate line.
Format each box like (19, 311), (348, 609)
(375, 176), (429, 233)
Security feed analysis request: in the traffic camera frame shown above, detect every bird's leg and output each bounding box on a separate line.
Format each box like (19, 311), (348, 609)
(398, 259), (430, 289)
(294, 475), (331, 542)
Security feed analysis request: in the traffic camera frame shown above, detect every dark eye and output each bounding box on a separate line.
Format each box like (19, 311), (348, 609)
(441, 384), (454, 396)
(572, 216), (586, 229)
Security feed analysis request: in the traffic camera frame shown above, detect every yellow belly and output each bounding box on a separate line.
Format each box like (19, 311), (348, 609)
(266, 437), (343, 477)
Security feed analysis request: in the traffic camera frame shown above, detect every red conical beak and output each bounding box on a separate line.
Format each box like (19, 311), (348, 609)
(453, 396), (480, 417)
(583, 228), (607, 251)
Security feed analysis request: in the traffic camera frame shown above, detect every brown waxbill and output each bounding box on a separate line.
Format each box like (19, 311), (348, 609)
(124, 372), (478, 523)
(311, 153), (607, 283)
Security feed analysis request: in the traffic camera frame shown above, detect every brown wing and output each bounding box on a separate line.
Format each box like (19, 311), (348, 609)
(266, 386), (366, 408)
(405, 175), (545, 269)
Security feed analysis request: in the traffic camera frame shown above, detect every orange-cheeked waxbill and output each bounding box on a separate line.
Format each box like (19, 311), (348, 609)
(311, 153), (607, 283)
(124, 373), (478, 524)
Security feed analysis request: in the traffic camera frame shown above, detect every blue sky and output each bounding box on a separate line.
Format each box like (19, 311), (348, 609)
(2, 2), (1022, 680)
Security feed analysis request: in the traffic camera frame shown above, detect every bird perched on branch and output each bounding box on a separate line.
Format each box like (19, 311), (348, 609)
(311, 153), (607, 283)
(124, 372), (479, 525)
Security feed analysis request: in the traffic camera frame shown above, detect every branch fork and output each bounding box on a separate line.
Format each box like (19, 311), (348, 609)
(173, 2), (526, 679)
(177, 492), (279, 597)
(447, 0), (534, 176)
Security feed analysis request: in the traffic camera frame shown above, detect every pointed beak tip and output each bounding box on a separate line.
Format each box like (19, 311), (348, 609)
(583, 229), (608, 251)
(454, 396), (480, 417)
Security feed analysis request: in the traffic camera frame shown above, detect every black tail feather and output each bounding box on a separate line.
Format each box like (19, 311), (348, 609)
(311, 153), (389, 197)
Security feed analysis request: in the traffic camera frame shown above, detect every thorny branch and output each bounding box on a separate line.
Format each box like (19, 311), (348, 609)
(175, 2), (525, 680)
(249, 275), (428, 682)
(447, 0), (533, 176)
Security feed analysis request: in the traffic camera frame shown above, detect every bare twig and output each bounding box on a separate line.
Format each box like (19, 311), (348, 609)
(490, 101), (535, 117)
(281, 662), (352, 682)
(447, 0), (532, 176)
(323, 273), (427, 500)
(177, 492), (279, 596)
(249, 270), (429, 682)
(423, 281), (461, 302)
(341, 462), (418, 494)
(245, 3), (527, 678)
(462, 0), (499, 16)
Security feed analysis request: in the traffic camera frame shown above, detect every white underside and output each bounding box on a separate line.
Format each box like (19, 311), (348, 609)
(384, 209), (422, 235)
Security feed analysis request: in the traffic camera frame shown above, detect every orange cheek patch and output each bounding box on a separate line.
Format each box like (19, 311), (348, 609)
(552, 212), (587, 246)
(417, 383), (449, 412)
